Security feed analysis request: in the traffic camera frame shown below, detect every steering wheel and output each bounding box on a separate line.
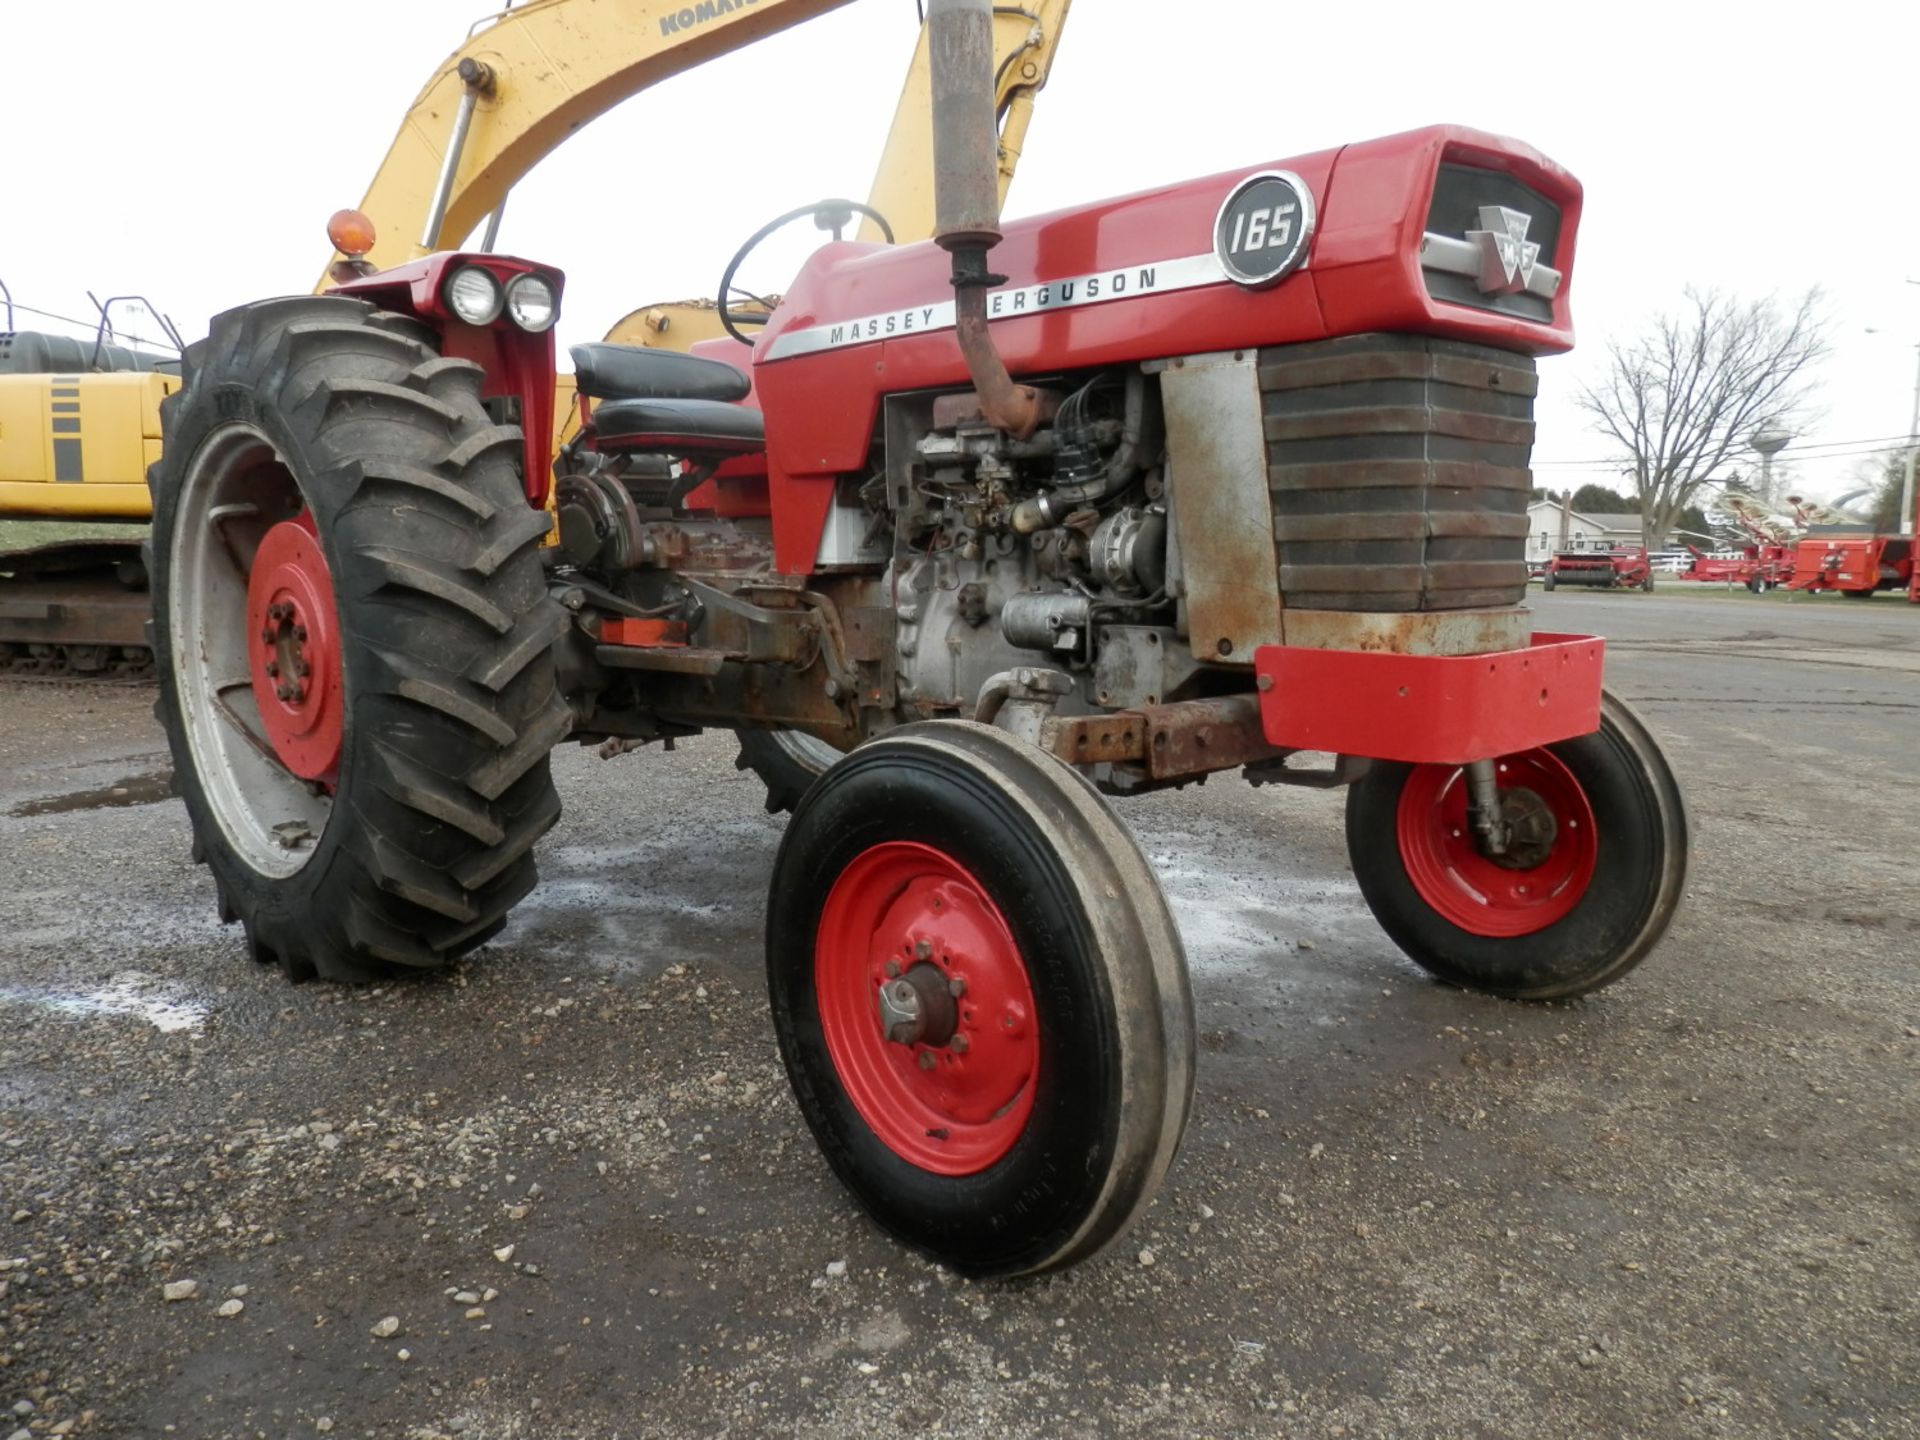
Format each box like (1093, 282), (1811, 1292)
(717, 199), (895, 348)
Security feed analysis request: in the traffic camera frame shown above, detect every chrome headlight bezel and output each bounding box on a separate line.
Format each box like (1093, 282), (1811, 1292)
(505, 273), (559, 333)
(444, 265), (504, 326)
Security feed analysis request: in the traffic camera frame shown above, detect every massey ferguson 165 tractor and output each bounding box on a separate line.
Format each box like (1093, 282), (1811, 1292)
(148, 0), (1687, 1276)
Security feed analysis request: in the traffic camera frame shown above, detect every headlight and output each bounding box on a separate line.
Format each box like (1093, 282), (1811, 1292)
(505, 274), (558, 333)
(445, 265), (503, 325)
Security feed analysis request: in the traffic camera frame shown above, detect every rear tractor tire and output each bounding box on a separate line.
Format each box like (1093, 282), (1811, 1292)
(1344, 692), (1687, 1001)
(766, 721), (1195, 1277)
(735, 728), (843, 815)
(149, 296), (569, 982)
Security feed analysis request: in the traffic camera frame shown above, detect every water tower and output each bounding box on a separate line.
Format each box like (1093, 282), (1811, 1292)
(1749, 427), (1792, 502)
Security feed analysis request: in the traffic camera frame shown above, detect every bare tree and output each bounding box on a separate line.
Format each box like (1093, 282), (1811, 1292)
(1575, 288), (1831, 547)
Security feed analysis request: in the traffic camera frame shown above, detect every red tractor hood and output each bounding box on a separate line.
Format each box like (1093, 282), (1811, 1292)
(751, 125), (1579, 526)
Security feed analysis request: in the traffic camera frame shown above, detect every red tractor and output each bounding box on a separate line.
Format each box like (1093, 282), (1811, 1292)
(146, 0), (1687, 1277)
(1541, 545), (1654, 592)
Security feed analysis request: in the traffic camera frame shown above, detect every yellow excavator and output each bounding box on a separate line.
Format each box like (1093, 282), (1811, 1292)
(0, 0), (1070, 676)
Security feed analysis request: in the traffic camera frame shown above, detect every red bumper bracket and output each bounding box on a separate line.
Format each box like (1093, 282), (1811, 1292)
(1252, 631), (1605, 765)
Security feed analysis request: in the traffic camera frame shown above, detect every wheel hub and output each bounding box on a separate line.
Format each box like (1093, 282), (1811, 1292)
(815, 842), (1038, 1176)
(1482, 785), (1559, 870)
(246, 514), (343, 784)
(1396, 751), (1597, 938)
(877, 962), (959, 1048)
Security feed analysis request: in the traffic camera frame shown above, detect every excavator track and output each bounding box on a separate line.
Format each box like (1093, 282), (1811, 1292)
(0, 539), (155, 682)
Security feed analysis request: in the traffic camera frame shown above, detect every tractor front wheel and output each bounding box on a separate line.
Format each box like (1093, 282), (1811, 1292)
(150, 296), (569, 982)
(1344, 693), (1687, 1000)
(767, 721), (1194, 1276)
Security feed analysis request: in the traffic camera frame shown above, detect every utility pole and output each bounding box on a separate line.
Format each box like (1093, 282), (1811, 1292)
(1902, 279), (1919, 537)
(1902, 338), (1919, 537)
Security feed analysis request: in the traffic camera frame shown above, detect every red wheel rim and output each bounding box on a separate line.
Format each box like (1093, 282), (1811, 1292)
(247, 513), (343, 786)
(1395, 750), (1597, 938)
(814, 842), (1038, 1176)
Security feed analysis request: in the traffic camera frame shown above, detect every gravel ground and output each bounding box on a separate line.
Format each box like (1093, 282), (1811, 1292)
(0, 588), (1915, 1439)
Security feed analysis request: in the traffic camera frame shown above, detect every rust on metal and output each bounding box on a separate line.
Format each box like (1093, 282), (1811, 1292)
(1278, 606), (1531, 656)
(593, 644), (728, 677)
(1160, 350), (1284, 664)
(952, 290), (1046, 440)
(1040, 694), (1286, 781)
(1260, 334), (1538, 614)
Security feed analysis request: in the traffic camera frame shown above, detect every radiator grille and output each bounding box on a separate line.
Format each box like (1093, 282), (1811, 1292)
(1260, 334), (1536, 612)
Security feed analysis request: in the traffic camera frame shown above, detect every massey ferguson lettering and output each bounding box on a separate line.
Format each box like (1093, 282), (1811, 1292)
(991, 268), (1157, 314)
(764, 253), (1230, 362)
(830, 308), (943, 347)
(660, 0), (761, 35)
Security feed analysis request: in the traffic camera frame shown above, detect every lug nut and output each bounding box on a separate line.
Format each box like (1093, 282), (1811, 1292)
(914, 939), (933, 962)
(884, 961), (901, 979)
(948, 1033), (970, 1055)
(294, 625), (308, 643)
(948, 977), (967, 998)
(264, 661), (279, 678)
(276, 683), (294, 701)
(294, 658), (310, 677)
(917, 1051), (937, 1071)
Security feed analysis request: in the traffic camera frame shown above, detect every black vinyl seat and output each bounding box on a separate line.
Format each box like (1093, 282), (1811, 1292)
(570, 342), (749, 403)
(589, 396), (765, 455)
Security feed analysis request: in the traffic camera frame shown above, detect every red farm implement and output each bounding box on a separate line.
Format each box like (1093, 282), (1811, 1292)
(1542, 545), (1654, 592)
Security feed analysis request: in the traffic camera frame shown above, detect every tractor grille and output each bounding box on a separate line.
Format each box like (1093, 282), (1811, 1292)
(1260, 334), (1535, 612)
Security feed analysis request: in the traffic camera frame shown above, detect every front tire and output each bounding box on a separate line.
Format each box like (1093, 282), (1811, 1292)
(1542, 573), (1557, 591)
(1344, 693), (1687, 1000)
(767, 721), (1194, 1277)
(150, 296), (569, 982)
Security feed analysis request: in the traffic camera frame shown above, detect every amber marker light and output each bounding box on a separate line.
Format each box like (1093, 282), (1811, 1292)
(326, 209), (377, 259)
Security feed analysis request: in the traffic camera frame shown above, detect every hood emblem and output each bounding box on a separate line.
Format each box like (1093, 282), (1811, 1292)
(1466, 206), (1542, 295)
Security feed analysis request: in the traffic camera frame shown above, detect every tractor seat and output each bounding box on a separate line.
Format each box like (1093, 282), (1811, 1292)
(588, 396), (765, 456)
(569, 342), (750, 403)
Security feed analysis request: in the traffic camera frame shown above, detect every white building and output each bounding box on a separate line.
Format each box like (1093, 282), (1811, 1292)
(1525, 498), (1644, 562)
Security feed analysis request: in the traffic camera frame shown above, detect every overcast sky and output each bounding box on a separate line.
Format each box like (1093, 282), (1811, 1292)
(7, 0), (1917, 505)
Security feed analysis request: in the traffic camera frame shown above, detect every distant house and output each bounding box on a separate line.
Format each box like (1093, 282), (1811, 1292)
(1525, 498), (1644, 562)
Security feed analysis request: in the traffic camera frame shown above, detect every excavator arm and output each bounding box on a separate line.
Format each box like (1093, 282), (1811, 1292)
(336, 0), (859, 280)
(327, 0), (1072, 283)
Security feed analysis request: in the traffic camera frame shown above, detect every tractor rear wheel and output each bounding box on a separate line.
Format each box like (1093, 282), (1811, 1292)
(1344, 693), (1687, 1000)
(766, 721), (1194, 1276)
(149, 296), (569, 982)
(735, 728), (842, 815)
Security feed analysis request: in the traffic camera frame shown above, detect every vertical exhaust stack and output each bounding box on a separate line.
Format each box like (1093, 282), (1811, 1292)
(928, 0), (1044, 439)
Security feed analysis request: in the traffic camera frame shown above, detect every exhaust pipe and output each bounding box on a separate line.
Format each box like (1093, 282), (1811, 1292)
(928, 0), (1044, 439)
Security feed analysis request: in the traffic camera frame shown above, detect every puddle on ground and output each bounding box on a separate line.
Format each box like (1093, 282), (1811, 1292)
(0, 972), (207, 1033)
(10, 771), (172, 818)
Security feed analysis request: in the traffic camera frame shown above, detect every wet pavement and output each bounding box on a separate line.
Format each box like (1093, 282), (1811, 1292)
(0, 587), (1915, 1438)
